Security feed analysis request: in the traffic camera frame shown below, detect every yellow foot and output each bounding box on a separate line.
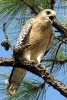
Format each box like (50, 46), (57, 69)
(29, 59), (38, 64)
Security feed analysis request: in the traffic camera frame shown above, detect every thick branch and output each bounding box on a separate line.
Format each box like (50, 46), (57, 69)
(53, 19), (67, 37)
(0, 57), (67, 97)
(0, 57), (67, 66)
(0, 57), (13, 66)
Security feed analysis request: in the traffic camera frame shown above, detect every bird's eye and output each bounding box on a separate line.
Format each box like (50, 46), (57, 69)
(46, 11), (51, 15)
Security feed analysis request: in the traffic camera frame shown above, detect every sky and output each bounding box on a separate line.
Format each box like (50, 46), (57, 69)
(0, 0), (67, 100)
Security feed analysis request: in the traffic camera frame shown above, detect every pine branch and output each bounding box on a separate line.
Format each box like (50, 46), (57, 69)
(0, 57), (67, 66)
(21, 0), (38, 14)
(53, 19), (67, 37)
(49, 0), (56, 9)
(55, 37), (67, 44)
(1, 23), (13, 51)
(0, 56), (67, 97)
(42, 59), (67, 63)
(0, 57), (13, 66)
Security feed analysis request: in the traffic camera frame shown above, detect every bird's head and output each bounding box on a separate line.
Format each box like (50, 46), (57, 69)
(38, 9), (56, 24)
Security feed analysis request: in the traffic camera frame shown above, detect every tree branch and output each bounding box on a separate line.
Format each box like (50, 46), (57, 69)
(0, 57), (67, 97)
(21, 0), (38, 14)
(0, 57), (13, 66)
(49, 0), (56, 9)
(42, 59), (67, 63)
(0, 57), (67, 66)
(53, 19), (67, 37)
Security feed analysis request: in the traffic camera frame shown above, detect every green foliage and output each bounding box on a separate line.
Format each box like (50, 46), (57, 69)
(57, 48), (67, 61)
(0, 70), (46, 100)
(0, 0), (24, 25)
(0, 0), (49, 28)
(5, 80), (45, 100)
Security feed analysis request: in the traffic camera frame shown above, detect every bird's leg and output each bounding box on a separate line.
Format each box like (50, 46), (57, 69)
(28, 59), (44, 71)
(33, 62), (47, 71)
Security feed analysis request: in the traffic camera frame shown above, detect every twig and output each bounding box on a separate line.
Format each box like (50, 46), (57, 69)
(21, 0), (38, 14)
(50, 42), (62, 73)
(42, 59), (67, 63)
(3, 23), (8, 40)
(53, 19), (67, 37)
(2, 23), (13, 50)
(49, 0), (56, 9)
(55, 37), (67, 44)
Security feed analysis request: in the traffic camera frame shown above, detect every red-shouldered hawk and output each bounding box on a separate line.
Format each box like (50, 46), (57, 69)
(7, 9), (56, 95)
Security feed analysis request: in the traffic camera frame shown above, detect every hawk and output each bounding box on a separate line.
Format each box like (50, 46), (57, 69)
(7, 9), (56, 95)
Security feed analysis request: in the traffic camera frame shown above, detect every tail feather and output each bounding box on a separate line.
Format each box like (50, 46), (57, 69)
(7, 67), (26, 95)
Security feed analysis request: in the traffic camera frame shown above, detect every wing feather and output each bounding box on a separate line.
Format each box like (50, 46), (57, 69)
(16, 18), (34, 48)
